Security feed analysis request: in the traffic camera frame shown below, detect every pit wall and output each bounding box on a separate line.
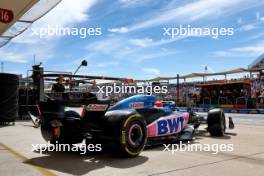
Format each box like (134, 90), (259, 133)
(179, 107), (264, 114)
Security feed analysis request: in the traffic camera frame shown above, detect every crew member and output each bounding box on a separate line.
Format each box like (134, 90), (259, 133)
(52, 75), (65, 92)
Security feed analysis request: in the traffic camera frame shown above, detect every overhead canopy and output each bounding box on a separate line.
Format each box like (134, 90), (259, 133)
(135, 68), (249, 82)
(248, 53), (264, 70)
(0, 0), (38, 35)
(180, 68), (248, 79)
(135, 77), (175, 82)
(196, 80), (251, 87)
(0, 0), (61, 47)
(180, 73), (205, 79)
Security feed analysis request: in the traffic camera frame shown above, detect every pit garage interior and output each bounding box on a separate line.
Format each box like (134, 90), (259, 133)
(1, 1), (264, 176)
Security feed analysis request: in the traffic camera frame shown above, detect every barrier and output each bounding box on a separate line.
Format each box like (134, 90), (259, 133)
(187, 107), (264, 114)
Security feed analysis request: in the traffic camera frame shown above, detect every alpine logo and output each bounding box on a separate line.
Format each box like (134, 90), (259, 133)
(86, 104), (108, 111)
(157, 116), (184, 135)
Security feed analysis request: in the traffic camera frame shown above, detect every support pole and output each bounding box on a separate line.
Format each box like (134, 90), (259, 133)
(176, 74), (180, 106)
(1, 62), (3, 72)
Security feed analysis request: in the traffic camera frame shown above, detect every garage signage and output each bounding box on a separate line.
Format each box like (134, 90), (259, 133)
(0, 8), (14, 23)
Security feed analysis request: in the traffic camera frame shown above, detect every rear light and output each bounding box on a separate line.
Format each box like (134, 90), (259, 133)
(81, 105), (86, 118)
(54, 127), (60, 138)
(154, 101), (163, 107)
(36, 104), (42, 116)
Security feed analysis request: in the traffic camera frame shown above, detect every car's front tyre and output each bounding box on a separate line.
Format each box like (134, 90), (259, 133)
(207, 109), (226, 136)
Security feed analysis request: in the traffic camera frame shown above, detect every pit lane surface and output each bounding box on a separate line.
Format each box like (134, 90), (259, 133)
(0, 114), (264, 176)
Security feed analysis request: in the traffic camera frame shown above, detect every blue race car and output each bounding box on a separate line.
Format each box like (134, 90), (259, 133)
(36, 94), (232, 157)
(30, 65), (233, 157)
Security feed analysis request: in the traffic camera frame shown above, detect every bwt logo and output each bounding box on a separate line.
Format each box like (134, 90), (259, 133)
(157, 116), (184, 135)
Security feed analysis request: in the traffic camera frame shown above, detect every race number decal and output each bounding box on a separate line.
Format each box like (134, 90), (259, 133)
(0, 8), (14, 23)
(86, 104), (108, 111)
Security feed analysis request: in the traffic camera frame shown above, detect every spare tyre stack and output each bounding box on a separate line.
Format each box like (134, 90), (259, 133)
(0, 73), (19, 125)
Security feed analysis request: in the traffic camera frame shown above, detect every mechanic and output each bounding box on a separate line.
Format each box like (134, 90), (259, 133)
(52, 75), (65, 93)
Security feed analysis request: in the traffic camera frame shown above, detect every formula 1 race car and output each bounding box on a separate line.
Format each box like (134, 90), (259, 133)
(36, 94), (233, 157)
(30, 65), (234, 157)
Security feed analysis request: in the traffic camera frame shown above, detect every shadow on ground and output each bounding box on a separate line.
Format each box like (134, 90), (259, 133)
(195, 129), (237, 140)
(144, 129), (237, 152)
(24, 149), (148, 175)
(0, 123), (15, 128)
(23, 128), (236, 175)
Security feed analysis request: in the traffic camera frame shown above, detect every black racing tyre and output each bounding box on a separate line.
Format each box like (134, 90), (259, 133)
(0, 73), (19, 122)
(40, 123), (60, 143)
(107, 113), (147, 157)
(207, 109), (226, 136)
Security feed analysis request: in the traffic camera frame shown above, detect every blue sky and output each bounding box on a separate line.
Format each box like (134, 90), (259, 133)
(1, 0), (264, 80)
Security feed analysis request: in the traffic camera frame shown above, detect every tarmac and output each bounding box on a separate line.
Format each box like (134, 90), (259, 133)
(0, 113), (264, 176)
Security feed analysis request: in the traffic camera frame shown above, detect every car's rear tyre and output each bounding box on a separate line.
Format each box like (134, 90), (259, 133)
(62, 111), (83, 144)
(107, 113), (147, 157)
(41, 111), (83, 144)
(207, 109), (226, 136)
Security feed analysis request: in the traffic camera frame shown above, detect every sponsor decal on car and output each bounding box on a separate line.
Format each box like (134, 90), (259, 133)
(147, 113), (189, 137)
(86, 104), (108, 111)
(129, 102), (144, 109)
(157, 116), (184, 135)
